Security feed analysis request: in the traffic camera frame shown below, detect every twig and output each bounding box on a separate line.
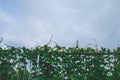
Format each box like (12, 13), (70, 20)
(90, 37), (98, 52)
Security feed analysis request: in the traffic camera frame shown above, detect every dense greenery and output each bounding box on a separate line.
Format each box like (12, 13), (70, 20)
(0, 42), (120, 80)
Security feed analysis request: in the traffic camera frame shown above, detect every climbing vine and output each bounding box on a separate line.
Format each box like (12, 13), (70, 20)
(0, 39), (120, 80)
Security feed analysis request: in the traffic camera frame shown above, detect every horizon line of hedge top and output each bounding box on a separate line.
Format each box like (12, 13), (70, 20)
(0, 44), (120, 54)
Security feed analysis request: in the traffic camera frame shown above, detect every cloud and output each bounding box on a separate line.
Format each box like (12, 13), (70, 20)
(0, 0), (120, 48)
(0, 10), (16, 25)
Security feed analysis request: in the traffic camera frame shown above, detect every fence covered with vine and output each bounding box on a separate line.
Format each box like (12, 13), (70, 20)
(0, 44), (120, 80)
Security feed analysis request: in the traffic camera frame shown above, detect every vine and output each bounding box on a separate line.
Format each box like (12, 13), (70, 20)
(0, 38), (120, 80)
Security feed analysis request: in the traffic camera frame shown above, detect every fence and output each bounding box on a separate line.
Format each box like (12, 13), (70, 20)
(0, 46), (120, 80)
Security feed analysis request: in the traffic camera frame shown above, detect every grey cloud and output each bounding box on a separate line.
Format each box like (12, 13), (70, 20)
(0, 0), (120, 48)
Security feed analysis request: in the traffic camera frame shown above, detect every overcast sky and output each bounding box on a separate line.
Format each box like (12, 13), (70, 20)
(0, 0), (120, 49)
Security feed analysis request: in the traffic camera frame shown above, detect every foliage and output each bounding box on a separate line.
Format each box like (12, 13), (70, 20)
(0, 43), (120, 80)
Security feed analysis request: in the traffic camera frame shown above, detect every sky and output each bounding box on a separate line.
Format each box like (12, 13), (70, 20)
(0, 0), (120, 49)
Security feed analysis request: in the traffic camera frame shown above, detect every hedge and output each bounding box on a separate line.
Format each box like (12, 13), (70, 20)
(0, 45), (120, 80)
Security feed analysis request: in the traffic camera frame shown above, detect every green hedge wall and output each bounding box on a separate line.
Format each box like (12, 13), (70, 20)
(0, 45), (120, 80)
